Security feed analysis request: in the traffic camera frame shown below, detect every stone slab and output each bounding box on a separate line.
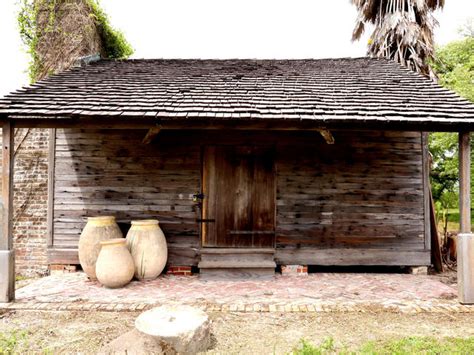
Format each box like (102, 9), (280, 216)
(135, 305), (211, 354)
(0, 250), (15, 302)
(407, 266), (429, 275)
(458, 233), (474, 304)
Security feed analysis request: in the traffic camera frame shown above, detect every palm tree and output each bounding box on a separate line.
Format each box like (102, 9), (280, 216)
(351, 0), (445, 76)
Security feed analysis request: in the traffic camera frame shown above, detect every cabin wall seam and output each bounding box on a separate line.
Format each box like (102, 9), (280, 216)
(422, 132), (431, 251)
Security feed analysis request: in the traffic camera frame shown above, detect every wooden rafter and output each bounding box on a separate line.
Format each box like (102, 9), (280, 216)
(142, 126), (162, 144)
(318, 129), (335, 144)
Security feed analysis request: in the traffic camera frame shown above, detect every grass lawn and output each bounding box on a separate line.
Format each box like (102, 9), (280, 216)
(294, 336), (474, 354)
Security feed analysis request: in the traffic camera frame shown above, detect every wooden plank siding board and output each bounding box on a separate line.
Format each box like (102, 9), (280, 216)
(275, 130), (425, 258)
(422, 132), (431, 251)
(46, 128), (56, 247)
(50, 128), (201, 265)
(50, 129), (429, 267)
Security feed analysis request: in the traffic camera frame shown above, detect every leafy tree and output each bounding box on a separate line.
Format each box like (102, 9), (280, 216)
(18, 0), (133, 81)
(431, 37), (474, 102)
(429, 35), (474, 223)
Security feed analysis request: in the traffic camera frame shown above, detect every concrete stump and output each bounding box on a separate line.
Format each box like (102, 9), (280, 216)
(100, 306), (211, 354)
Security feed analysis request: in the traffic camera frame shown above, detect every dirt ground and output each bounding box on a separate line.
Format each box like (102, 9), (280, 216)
(1, 309), (474, 354)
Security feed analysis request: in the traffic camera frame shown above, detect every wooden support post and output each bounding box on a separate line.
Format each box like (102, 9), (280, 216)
(142, 126), (162, 144)
(318, 129), (335, 144)
(0, 121), (14, 302)
(459, 131), (471, 233)
(457, 131), (473, 304)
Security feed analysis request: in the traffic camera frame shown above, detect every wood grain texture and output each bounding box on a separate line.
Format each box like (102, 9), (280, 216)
(50, 129), (427, 266)
(275, 248), (430, 266)
(459, 131), (471, 233)
(422, 132), (431, 250)
(51, 129), (201, 265)
(1, 122), (13, 250)
(275, 130), (425, 262)
(202, 145), (275, 248)
(47, 128), (56, 247)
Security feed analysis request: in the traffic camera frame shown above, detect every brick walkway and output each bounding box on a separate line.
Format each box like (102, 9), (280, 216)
(1, 272), (470, 314)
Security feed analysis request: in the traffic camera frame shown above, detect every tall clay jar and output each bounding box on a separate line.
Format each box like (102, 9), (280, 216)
(126, 219), (168, 280)
(78, 216), (123, 280)
(96, 239), (135, 288)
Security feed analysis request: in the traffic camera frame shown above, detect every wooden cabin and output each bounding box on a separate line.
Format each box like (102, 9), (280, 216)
(0, 58), (473, 282)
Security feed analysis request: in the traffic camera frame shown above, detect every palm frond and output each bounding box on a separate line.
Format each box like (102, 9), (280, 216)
(351, 0), (443, 76)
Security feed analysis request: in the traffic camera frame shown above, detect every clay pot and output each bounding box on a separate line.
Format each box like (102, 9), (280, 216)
(96, 238), (135, 288)
(78, 216), (123, 280)
(126, 219), (168, 280)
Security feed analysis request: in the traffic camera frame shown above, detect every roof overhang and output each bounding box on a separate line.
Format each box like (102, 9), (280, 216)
(1, 114), (473, 132)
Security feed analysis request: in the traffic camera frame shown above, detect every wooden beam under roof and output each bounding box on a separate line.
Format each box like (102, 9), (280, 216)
(318, 129), (335, 144)
(2, 116), (474, 132)
(142, 126), (162, 144)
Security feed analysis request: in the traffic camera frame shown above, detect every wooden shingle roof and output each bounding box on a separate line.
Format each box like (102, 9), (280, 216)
(1, 57), (473, 130)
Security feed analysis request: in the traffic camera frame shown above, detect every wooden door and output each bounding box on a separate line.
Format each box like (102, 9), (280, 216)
(202, 145), (275, 248)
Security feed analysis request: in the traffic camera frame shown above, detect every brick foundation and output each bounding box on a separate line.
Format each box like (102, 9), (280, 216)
(281, 265), (308, 276)
(50, 264), (77, 275)
(167, 266), (193, 276)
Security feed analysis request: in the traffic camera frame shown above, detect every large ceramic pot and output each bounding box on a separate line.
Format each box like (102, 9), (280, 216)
(96, 238), (135, 288)
(78, 216), (123, 280)
(126, 219), (168, 280)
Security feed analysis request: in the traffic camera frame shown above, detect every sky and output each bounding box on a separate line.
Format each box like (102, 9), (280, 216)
(0, 0), (472, 97)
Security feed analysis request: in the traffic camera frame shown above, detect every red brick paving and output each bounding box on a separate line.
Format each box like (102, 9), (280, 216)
(1, 272), (470, 314)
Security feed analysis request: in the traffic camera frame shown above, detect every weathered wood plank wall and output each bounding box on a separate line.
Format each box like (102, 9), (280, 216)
(50, 129), (429, 266)
(274, 130), (429, 265)
(52, 129), (201, 265)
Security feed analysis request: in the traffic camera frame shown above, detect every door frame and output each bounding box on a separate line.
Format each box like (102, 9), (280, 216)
(199, 144), (277, 248)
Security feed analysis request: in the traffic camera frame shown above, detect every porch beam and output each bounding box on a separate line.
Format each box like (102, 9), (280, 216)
(0, 122), (15, 302)
(142, 126), (162, 144)
(457, 131), (473, 304)
(3, 117), (474, 132)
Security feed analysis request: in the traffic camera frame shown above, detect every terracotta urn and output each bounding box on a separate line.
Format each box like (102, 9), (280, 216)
(96, 238), (135, 288)
(78, 216), (123, 280)
(126, 219), (168, 280)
